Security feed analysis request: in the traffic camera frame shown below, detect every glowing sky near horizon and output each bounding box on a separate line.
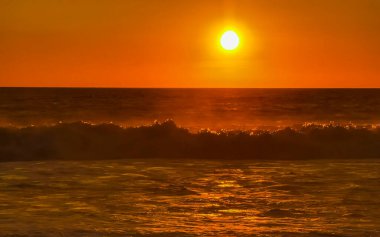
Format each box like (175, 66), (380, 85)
(0, 0), (380, 88)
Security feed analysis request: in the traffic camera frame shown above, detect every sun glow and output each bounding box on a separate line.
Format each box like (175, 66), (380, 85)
(220, 30), (240, 51)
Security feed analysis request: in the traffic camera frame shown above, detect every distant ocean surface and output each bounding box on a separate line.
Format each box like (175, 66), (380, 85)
(1, 88), (380, 129)
(1, 88), (380, 236)
(1, 88), (380, 161)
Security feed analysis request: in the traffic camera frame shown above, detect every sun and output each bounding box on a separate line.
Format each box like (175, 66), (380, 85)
(220, 30), (240, 51)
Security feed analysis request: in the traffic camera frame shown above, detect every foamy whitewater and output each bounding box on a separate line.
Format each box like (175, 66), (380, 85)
(0, 88), (380, 236)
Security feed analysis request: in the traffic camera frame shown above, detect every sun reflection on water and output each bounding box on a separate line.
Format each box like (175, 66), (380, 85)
(0, 160), (379, 236)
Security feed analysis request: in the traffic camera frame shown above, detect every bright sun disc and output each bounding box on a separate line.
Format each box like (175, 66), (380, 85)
(220, 30), (240, 51)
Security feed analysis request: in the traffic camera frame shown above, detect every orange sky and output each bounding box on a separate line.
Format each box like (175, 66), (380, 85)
(0, 0), (379, 88)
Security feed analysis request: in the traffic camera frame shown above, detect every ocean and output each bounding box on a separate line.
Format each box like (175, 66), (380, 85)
(0, 88), (380, 236)
(1, 88), (380, 129)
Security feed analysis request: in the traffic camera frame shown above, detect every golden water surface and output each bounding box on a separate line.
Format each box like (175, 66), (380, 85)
(0, 159), (379, 236)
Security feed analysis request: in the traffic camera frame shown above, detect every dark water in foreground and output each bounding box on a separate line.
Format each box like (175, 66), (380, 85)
(1, 159), (380, 237)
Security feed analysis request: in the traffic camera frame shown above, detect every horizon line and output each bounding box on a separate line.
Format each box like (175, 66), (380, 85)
(1, 86), (380, 89)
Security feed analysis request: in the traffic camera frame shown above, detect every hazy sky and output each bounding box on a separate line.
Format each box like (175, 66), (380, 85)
(1, 0), (379, 87)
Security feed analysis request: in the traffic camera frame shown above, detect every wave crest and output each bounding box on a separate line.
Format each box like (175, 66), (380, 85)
(1, 120), (380, 161)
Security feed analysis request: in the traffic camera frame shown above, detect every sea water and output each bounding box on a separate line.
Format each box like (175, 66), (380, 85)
(0, 159), (379, 236)
(1, 88), (380, 236)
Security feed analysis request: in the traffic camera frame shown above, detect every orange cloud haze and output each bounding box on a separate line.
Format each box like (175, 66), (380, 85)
(0, 0), (379, 87)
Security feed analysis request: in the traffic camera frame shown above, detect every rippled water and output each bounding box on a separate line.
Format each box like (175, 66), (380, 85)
(1, 159), (379, 236)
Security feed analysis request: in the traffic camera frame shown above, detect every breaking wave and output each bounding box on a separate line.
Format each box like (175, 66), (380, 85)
(1, 120), (380, 161)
